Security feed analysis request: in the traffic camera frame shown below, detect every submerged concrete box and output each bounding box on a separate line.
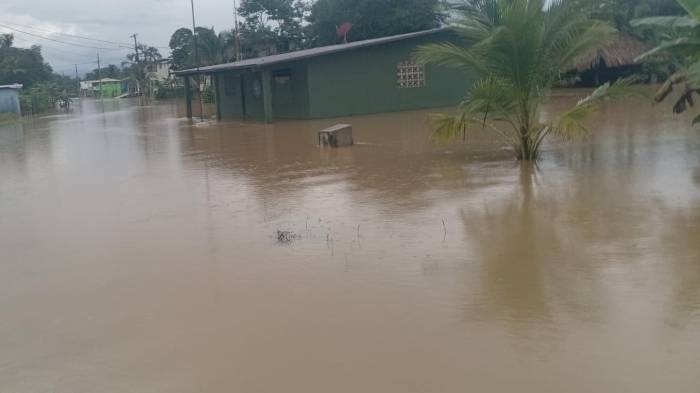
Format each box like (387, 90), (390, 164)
(319, 124), (353, 147)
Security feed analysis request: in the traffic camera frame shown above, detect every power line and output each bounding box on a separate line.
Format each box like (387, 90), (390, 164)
(9, 34), (108, 58)
(0, 22), (126, 50)
(0, 20), (134, 47)
(0, 20), (171, 49)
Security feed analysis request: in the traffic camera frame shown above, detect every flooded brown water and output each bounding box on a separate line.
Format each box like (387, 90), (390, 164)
(1, 93), (699, 392)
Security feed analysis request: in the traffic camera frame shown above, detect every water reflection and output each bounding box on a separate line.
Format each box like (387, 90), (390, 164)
(1, 96), (700, 392)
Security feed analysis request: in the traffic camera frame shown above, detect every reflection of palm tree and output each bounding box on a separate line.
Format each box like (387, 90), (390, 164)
(659, 167), (700, 327)
(659, 206), (700, 327)
(460, 164), (555, 328)
(459, 164), (619, 341)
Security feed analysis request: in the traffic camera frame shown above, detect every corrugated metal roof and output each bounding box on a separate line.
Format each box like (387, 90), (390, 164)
(175, 27), (448, 76)
(0, 84), (23, 89)
(81, 78), (122, 84)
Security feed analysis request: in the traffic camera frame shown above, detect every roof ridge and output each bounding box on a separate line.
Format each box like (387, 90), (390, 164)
(175, 27), (449, 76)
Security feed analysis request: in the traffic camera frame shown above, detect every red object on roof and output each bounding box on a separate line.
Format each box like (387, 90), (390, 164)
(336, 22), (353, 43)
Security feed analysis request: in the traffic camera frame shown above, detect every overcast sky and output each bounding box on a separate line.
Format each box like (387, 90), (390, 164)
(0, 0), (241, 75)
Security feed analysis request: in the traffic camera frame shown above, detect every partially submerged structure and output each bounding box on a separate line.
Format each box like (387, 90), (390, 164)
(79, 78), (123, 98)
(0, 84), (22, 116)
(176, 28), (472, 122)
(573, 33), (652, 86)
(146, 58), (173, 82)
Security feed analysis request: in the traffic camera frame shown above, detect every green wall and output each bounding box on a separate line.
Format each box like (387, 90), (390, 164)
(209, 31), (472, 121)
(214, 71), (266, 120)
(217, 72), (245, 119)
(270, 63), (310, 119)
(242, 72), (265, 120)
(215, 64), (310, 121)
(306, 31), (471, 118)
(97, 82), (122, 98)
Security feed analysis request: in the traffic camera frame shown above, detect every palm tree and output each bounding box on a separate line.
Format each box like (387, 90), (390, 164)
(632, 0), (700, 123)
(415, 0), (633, 161)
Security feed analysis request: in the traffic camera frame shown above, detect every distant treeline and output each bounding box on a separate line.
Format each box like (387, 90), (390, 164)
(168, 0), (449, 70)
(166, 0), (685, 71)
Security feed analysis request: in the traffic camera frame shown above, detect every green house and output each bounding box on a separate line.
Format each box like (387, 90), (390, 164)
(93, 79), (123, 98)
(177, 28), (472, 122)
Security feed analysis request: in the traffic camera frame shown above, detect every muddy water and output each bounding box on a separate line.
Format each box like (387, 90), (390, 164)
(1, 94), (699, 392)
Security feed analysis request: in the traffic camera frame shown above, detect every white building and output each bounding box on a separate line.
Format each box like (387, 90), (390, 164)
(146, 59), (173, 82)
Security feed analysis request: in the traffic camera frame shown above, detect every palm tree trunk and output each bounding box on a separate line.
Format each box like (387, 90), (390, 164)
(518, 128), (537, 161)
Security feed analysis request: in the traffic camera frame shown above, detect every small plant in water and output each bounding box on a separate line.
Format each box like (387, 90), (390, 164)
(276, 230), (299, 244)
(416, 0), (635, 161)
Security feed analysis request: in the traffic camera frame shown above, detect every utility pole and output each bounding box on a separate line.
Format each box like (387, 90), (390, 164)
(234, 0), (241, 61)
(97, 52), (103, 102)
(190, 0), (205, 121)
(130, 33), (142, 100)
(131, 34), (140, 63)
(75, 64), (80, 97)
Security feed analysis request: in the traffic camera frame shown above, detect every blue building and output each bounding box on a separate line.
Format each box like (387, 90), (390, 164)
(0, 84), (22, 116)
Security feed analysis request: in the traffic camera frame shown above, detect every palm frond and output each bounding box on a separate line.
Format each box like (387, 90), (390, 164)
(685, 59), (700, 83)
(631, 15), (700, 29)
(430, 77), (522, 145)
(461, 77), (519, 126)
(430, 112), (469, 142)
(635, 37), (700, 61)
(552, 103), (593, 139)
(414, 42), (488, 75)
(676, 0), (700, 21)
(554, 21), (615, 72)
(449, 0), (500, 44)
(553, 77), (641, 138)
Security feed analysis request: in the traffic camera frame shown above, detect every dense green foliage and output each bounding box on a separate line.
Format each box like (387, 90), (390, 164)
(238, 0), (308, 55)
(306, 0), (446, 46)
(416, 0), (634, 160)
(169, 28), (195, 70)
(168, 0), (446, 67)
(589, 0), (684, 31)
(169, 27), (230, 70)
(633, 0), (700, 123)
(84, 64), (124, 81)
(0, 33), (80, 114)
(0, 34), (53, 87)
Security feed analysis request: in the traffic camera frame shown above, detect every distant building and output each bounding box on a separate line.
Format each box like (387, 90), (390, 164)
(573, 33), (652, 87)
(80, 79), (123, 98)
(0, 84), (22, 116)
(176, 28), (473, 122)
(146, 59), (173, 82)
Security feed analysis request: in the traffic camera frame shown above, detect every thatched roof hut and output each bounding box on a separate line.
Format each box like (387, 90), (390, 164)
(573, 33), (652, 72)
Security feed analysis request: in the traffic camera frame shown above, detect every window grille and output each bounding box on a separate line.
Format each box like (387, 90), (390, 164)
(397, 61), (425, 88)
(273, 69), (292, 85)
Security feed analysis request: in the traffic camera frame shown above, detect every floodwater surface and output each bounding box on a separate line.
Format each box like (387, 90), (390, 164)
(1, 95), (699, 392)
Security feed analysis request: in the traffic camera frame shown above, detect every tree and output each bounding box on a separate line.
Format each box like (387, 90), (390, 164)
(169, 27), (232, 68)
(128, 44), (162, 64)
(306, 0), (447, 46)
(84, 64), (123, 81)
(586, 0), (684, 31)
(0, 33), (13, 49)
(237, 0), (308, 56)
(0, 36), (80, 113)
(169, 28), (194, 70)
(194, 27), (223, 66)
(0, 36), (53, 87)
(415, 0), (634, 161)
(632, 0), (700, 123)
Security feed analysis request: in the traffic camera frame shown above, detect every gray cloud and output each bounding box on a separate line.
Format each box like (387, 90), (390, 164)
(1, 0), (239, 75)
